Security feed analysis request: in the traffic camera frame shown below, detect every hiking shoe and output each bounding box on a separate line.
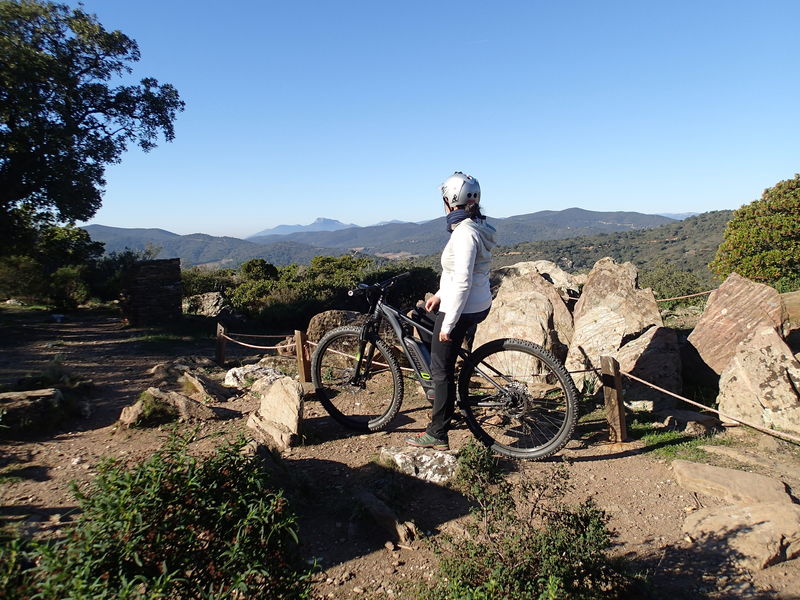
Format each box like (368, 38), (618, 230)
(405, 432), (449, 451)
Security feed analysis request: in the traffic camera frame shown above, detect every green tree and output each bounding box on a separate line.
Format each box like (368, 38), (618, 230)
(0, 0), (184, 252)
(710, 175), (800, 285)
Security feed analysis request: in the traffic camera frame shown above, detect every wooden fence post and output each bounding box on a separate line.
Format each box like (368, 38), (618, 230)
(216, 323), (227, 366)
(600, 355), (629, 443)
(295, 330), (311, 383)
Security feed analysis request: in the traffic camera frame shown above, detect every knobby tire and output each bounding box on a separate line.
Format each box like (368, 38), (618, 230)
(311, 325), (404, 432)
(458, 338), (578, 460)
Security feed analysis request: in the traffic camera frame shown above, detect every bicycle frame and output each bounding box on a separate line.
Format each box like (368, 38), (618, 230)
(350, 275), (509, 405)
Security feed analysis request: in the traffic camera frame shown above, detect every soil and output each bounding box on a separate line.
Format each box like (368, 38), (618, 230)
(1, 306), (800, 600)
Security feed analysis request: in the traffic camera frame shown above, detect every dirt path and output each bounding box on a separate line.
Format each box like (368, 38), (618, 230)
(1, 307), (799, 599)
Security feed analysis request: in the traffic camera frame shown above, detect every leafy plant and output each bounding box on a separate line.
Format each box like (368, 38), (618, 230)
(421, 441), (640, 600)
(0, 435), (311, 599)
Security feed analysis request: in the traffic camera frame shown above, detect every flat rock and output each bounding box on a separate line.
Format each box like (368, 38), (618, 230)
(475, 266), (573, 360)
(245, 376), (304, 451)
(179, 371), (235, 402)
(684, 502), (800, 570)
(119, 387), (218, 427)
(697, 445), (781, 471)
(672, 459), (790, 505)
(380, 447), (458, 484)
(688, 273), (789, 375)
(717, 327), (800, 435)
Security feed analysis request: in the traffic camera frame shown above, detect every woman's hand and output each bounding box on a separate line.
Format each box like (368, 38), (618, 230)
(438, 331), (451, 342)
(424, 295), (441, 312)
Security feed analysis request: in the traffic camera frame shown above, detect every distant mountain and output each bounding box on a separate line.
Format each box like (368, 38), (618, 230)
(247, 208), (675, 256)
(82, 225), (347, 268)
(657, 212), (699, 220)
(248, 217), (358, 238)
(83, 208), (677, 269)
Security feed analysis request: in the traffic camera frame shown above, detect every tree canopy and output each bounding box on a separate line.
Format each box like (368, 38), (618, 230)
(710, 174), (800, 288)
(0, 0), (184, 252)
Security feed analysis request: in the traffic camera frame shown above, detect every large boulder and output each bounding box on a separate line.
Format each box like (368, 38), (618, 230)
(716, 327), (800, 434)
(565, 258), (662, 388)
(491, 260), (582, 302)
(616, 326), (682, 411)
(475, 266), (573, 360)
(0, 389), (65, 435)
(182, 292), (231, 318)
(306, 310), (363, 343)
(684, 502), (800, 570)
(687, 273), (790, 375)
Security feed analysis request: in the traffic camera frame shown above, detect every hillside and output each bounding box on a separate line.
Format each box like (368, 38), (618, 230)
(83, 208), (678, 268)
(492, 210), (733, 285)
(243, 208), (676, 257)
(82, 225), (347, 267)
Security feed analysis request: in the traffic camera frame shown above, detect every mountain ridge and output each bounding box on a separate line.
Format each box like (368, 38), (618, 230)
(83, 208), (677, 268)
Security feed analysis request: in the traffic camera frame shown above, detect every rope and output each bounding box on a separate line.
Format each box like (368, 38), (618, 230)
(220, 333), (292, 351)
(221, 332), (293, 340)
(656, 290), (714, 303)
(619, 369), (800, 445)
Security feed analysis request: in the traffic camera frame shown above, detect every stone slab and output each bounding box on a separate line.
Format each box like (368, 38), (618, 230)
(672, 459), (790, 505)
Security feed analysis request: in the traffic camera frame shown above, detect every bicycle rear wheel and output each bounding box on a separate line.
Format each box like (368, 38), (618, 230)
(458, 338), (578, 460)
(311, 325), (403, 431)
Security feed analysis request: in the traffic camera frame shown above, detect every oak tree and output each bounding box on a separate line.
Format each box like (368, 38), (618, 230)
(0, 0), (184, 252)
(710, 174), (800, 288)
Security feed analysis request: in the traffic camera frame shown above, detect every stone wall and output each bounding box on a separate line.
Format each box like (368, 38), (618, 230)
(124, 259), (182, 326)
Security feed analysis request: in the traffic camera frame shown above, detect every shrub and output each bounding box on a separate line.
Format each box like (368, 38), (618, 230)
(420, 442), (640, 600)
(239, 258), (278, 281)
(0, 436), (311, 599)
(638, 260), (704, 310)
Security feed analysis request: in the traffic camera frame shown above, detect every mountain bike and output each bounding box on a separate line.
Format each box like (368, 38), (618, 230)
(310, 272), (578, 460)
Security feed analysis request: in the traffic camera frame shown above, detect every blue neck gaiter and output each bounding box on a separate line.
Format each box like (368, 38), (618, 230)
(446, 208), (470, 233)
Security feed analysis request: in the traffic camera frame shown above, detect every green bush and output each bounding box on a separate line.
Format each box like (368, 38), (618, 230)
(420, 442), (640, 600)
(1, 436), (311, 599)
(48, 265), (90, 310)
(181, 267), (237, 297)
(0, 255), (47, 301)
(710, 174), (800, 285)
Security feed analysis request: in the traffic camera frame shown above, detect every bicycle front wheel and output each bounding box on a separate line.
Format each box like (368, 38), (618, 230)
(311, 325), (404, 432)
(458, 338), (578, 460)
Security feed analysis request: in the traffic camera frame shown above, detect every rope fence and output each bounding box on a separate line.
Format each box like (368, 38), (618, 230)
(598, 354), (800, 446)
(655, 290), (715, 303)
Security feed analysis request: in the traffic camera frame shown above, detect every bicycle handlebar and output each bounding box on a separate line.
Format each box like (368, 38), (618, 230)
(347, 271), (411, 297)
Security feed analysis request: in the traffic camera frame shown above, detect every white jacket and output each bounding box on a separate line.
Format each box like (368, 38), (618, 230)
(436, 218), (497, 334)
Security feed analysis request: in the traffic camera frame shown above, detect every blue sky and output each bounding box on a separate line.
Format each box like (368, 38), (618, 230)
(72, 0), (800, 238)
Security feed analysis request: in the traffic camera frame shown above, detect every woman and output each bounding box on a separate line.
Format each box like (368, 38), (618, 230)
(406, 171), (496, 451)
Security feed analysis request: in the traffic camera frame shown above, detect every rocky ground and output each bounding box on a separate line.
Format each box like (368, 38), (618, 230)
(1, 306), (799, 599)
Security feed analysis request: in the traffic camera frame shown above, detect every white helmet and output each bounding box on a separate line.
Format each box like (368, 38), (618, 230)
(441, 171), (480, 209)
